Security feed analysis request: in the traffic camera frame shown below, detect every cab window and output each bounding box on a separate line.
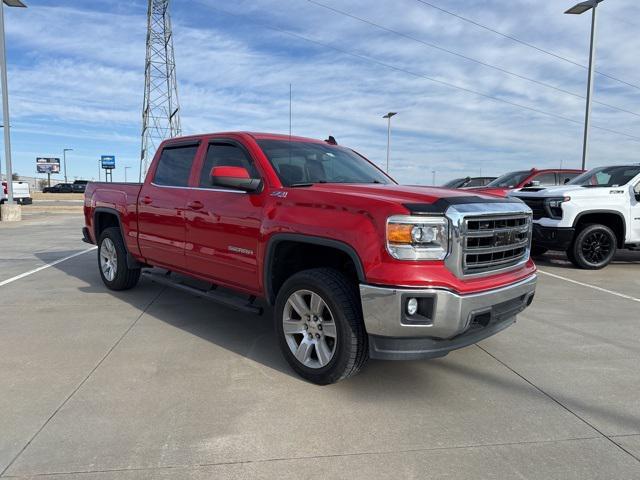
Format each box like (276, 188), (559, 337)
(531, 172), (556, 186)
(153, 144), (199, 187)
(199, 143), (258, 188)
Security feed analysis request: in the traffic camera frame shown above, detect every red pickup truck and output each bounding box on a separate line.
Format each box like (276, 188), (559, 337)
(83, 132), (537, 384)
(469, 168), (584, 197)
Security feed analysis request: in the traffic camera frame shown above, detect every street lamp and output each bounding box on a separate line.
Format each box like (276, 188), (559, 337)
(565, 0), (603, 170)
(0, 0), (26, 208)
(63, 148), (73, 183)
(382, 112), (397, 173)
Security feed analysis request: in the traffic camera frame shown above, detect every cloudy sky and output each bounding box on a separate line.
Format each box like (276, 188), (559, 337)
(4, 0), (640, 184)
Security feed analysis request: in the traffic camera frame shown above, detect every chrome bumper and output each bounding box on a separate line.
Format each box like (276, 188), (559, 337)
(359, 274), (537, 360)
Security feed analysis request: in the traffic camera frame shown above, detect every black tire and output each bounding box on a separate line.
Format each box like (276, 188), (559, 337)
(274, 268), (368, 385)
(568, 224), (617, 269)
(97, 227), (141, 290)
(530, 245), (548, 257)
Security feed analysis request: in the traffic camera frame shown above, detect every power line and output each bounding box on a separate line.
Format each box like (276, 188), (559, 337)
(306, 0), (640, 118)
(206, 5), (640, 143)
(413, 0), (640, 92)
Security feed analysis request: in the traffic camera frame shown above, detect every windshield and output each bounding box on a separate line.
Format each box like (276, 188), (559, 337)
(442, 178), (466, 188)
(486, 171), (530, 188)
(257, 139), (393, 186)
(568, 166), (640, 187)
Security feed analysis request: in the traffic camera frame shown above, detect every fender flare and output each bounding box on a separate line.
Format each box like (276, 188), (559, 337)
(572, 209), (627, 247)
(263, 233), (366, 305)
(93, 207), (144, 269)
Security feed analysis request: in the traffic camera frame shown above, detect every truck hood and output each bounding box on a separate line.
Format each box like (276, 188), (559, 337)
(510, 184), (628, 199)
(303, 183), (512, 205)
(465, 187), (510, 197)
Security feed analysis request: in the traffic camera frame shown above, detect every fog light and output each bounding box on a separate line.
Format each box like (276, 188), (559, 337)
(407, 297), (418, 316)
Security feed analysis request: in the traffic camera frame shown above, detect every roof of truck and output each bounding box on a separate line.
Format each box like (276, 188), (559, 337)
(164, 132), (331, 145)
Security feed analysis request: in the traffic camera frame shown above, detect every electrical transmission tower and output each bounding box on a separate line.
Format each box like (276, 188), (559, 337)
(139, 0), (181, 181)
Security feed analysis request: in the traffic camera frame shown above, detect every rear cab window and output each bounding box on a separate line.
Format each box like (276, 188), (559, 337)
(153, 144), (200, 187)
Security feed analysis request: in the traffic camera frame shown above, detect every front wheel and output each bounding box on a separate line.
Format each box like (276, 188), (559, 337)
(98, 227), (141, 290)
(274, 268), (368, 385)
(568, 224), (617, 269)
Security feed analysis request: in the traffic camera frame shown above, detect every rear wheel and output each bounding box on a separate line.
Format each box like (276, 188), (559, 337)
(568, 224), (616, 269)
(98, 227), (141, 290)
(274, 268), (368, 385)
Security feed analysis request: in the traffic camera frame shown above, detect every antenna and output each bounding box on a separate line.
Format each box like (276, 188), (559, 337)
(139, 0), (182, 181)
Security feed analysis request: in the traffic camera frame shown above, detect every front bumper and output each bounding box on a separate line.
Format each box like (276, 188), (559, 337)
(360, 274), (537, 360)
(532, 224), (574, 250)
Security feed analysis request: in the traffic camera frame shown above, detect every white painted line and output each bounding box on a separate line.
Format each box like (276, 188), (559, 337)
(0, 247), (97, 287)
(538, 269), (640, 303)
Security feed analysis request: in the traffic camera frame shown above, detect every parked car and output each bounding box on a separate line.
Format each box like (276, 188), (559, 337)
(72, 180), (88, 193)
(511, 164), (640, 269)
(43, 183), (74, 193)
(83, 132), (537, 384)
(441, 176), (496, 189)
(1, 180), (32, 205)
(468, 168), (583, 197)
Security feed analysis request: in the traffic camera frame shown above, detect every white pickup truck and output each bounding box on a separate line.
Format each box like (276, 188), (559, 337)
(510, 165), (640, 269)
(1, 181), (32, 205)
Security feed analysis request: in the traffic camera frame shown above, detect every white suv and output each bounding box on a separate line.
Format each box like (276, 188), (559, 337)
(510, 165), (640, 269)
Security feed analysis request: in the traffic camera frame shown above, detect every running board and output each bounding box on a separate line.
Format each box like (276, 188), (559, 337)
(142, 270), (263, 315)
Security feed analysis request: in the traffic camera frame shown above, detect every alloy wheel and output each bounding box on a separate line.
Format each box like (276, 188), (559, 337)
(100, 238), (118, 281)
(282, 289), (337, 369)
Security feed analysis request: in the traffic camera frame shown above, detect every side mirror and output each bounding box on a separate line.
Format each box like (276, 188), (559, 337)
(564, 178), (571, 184)
(210, 166), (262, 192)
(634, 184), (640, 201)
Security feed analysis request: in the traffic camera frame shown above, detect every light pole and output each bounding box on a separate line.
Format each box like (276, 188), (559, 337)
(97, 159), (101, 182)
(565, 0), (603, 171)
(63, 148), (73, 183)
(382, 112), (397, 173)
(0, 0), (26, 207)
(124, 166), (131, 182)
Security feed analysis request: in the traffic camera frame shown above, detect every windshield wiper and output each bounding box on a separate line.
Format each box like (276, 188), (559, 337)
(289, 181), (327, 187)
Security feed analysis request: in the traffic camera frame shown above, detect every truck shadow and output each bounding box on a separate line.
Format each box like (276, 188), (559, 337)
(533, 250), (640, 269)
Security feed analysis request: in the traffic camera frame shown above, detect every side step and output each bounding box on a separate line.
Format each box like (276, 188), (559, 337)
(142, 270), (263, 315)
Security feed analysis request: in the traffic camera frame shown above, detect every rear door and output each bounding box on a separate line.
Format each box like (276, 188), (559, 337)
(184, 139), (265, 294)
(137, 142), (200, 270)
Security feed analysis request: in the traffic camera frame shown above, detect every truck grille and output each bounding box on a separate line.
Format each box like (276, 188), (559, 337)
(519, 198), (546, 220)
(462, 214), (531, 275)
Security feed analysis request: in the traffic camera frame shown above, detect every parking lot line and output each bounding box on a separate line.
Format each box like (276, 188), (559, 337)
(538, 270), (640, 303)
(0, 247), (96, 287)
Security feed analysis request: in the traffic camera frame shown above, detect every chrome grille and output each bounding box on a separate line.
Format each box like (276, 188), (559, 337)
(462, 214), (531, 275)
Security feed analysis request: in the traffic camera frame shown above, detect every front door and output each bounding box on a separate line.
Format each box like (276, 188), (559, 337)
(185, 140), (265, 294)
(137, 143), (200, 270)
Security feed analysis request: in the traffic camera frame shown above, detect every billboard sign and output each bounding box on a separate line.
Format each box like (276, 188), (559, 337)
(101, 155), (116, 169)
(36, 157), (61, 174)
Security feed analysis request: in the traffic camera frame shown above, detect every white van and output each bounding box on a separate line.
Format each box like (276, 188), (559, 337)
(1, 181), (32, 205)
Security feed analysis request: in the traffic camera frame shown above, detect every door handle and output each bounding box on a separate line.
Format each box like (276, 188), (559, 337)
(141, 196), (152, 205)
(187, 200), (204, 210)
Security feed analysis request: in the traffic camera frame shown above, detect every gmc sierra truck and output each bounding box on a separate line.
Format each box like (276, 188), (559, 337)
(83, 132), (537, 384)
(511, 165), (640, 269)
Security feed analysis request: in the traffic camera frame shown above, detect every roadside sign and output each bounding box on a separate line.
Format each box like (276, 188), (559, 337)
(101, 155), (116, 169)
(36, 157), (61, 174)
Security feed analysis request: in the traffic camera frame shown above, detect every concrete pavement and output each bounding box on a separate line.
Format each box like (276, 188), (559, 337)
(1, 214), (639, 479)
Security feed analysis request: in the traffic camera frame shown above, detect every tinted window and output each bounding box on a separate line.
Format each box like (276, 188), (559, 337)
(153, 145), (199, 187)
(257, 139), (392, 186)
(559, 172), (579, 184)
(486, 171), (530, 188)
(199, 143), (258, 188)
(466, 178), (486, 187)
(569, 166), (640, 187)
(532, 173), (556, 186)
(443, 178), (465, 188)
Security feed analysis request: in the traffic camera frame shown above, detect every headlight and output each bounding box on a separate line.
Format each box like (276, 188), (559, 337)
(546, 196), (570, 219)
(386, 215), (449, 260)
